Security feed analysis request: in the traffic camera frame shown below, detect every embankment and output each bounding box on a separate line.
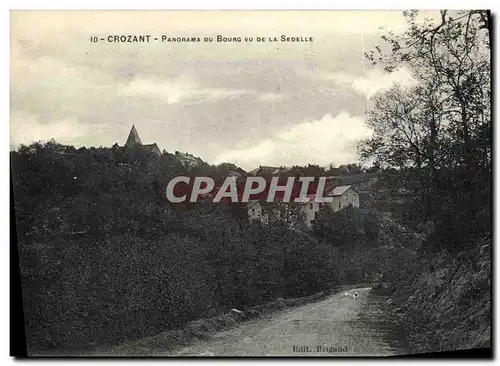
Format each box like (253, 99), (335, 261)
(374, 237), (491, 354)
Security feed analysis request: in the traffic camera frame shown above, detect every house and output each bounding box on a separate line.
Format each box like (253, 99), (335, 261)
(245, 184), (360, 229)
(247, 201), (285, 225)
(298, 185), (360, 228)
(114, 125), (162, 158)
(246, 194), (330, 229)
(246, 200), (295, 225)
(174, 151), (204, 168)
(300, 194), (325, 228)
(248, 165), (291, 176)
(328, 185), (360, 211)
(247, 200), (264, 223)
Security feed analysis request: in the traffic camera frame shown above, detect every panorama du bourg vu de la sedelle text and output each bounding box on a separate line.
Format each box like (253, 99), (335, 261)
(90, 34), (314, 43)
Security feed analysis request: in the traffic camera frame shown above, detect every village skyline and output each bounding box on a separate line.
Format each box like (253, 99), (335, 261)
(10, 10), (443, 171)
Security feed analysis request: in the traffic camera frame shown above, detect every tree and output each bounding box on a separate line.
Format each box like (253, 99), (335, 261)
(360, 10), (491, 252)
(364, 10), (490, 172)
(313, 206), (366, 246)
(263, 201), (306, 228)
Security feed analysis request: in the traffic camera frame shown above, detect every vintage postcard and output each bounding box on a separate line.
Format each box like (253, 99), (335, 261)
(10, 10), (491, 357)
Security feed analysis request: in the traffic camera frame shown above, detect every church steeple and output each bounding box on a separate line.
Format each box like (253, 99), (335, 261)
(125, 124), (143, 148)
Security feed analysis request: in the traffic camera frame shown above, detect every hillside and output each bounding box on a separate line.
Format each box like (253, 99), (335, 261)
(377, 236), (491, 353)
(11, 140), (388, 354)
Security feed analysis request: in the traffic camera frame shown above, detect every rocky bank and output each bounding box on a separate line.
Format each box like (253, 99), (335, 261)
(376, 236), (491, 354)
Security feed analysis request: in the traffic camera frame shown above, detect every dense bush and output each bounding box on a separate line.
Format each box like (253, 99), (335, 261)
(312, 206), (381, 248)
(11, 141), (339, 353)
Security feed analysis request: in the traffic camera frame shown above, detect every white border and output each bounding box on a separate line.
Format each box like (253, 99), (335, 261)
(2, 1), (499, 9)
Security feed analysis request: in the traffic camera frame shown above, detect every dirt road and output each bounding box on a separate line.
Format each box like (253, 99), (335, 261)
(167, 287), (409, 357)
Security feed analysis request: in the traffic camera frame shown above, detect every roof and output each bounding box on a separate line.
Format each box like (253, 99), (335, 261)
(141, 143), (159, 149)
(293, 193), (331, 204)
(141, 143), (161, 155)
(248, 166), (291, 175)
(330, 185), (354, 196)
(125, 125), (143, 147)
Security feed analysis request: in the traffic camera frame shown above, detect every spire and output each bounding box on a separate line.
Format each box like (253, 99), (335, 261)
(125, 125), (142, 147)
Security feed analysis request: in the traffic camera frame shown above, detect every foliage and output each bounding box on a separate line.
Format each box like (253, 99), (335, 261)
(359, 10), (491, 253)
(312, 206), (380, 247)
(12, 141), (340, 353)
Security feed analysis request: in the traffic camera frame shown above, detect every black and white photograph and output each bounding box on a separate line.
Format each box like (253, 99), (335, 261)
(9, 9), (492, 358)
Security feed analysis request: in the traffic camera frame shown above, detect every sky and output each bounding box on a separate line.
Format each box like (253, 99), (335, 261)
(10, 10), (435, 171)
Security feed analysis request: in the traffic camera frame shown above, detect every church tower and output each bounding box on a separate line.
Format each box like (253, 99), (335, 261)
(121, 124), (162, 158)
(125, 125), (143, 148)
